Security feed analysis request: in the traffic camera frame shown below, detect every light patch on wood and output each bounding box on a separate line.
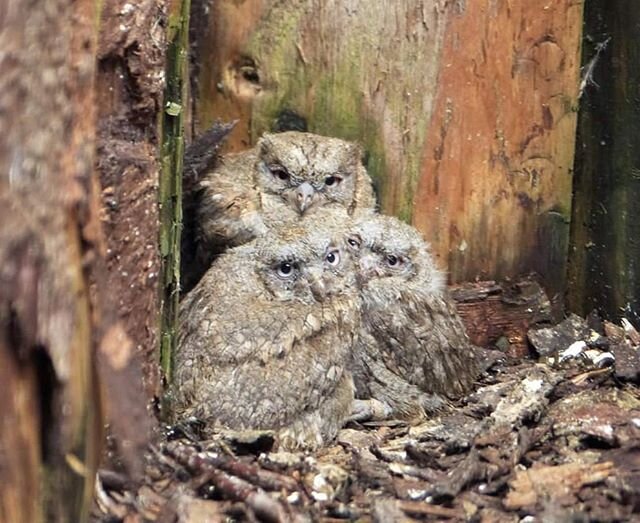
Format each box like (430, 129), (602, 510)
(101, 323), (134, 371)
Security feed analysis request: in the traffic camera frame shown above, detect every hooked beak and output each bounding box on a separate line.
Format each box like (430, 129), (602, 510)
(306, 266), (326, 301)
(357, 253), (380, 284)
(295, 182), (315, 214)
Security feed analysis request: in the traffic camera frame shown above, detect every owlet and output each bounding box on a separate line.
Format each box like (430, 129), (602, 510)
(193, 131), (376, 280)
(347, 213), (481, 422)
(172, 209), (360, 449)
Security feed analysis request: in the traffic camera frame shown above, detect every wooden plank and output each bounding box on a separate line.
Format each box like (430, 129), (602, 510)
(191, 1), (583, 297)
(414, 1), (583, 297)
(568, 1), (640, 323)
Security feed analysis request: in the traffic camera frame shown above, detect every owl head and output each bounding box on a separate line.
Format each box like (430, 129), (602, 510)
(347, 214), (445, 294)
(252, 210), (358, 302)
(255, 131), (363, 215)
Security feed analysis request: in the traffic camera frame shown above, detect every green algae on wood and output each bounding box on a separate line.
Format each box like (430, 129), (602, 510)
(160, 0), (191, 381)
(192, 1), (584, 300)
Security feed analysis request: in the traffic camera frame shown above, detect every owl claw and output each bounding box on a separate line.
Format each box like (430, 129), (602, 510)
(348, 399), (392, 422)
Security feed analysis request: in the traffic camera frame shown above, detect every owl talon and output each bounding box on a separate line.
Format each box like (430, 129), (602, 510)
(348, 399), (392, 422)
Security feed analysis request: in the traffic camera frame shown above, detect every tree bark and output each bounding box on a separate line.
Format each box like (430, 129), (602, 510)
(96, 0), (167, 397)
(0, 1), (102, 521)
(191, 0), (583, 302)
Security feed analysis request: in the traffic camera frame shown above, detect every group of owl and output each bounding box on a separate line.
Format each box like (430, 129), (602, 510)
(172, 131), (482, 449)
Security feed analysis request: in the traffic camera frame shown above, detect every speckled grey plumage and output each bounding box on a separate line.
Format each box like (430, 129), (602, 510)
(172, 210), (360, 449)
(194, 131), (376, 271)
(347, 213), (481, 421)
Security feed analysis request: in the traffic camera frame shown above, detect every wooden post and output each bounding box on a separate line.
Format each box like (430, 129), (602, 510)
(0, 1), (102, 521)
(568, 1), (640, 323)
(191, 0), (584, 301)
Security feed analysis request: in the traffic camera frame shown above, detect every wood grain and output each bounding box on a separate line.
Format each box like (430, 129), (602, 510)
(192, 0), (583, 299)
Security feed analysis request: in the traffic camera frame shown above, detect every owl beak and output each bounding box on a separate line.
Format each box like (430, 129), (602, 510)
(357, 254), (379, 283)
(306, 267), (326, 301)
(295, 182), (316, 214)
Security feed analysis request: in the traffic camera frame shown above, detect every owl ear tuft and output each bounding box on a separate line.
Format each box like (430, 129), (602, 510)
(257, 133), (275, 154)
(348, 142), (366, 166)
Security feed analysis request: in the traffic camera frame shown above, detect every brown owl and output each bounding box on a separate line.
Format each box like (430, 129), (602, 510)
(172, 209), (360, 449)
(346, 213), (481, 422)
(192, 132), (376, 285)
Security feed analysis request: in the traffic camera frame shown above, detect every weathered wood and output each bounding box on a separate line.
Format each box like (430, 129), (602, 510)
(191, 0), (583, 298)
(0, 0), (102, 520)
(414, 1), (583, 297)
(450, 278), (553, 358)
(96, 0), (166, 396)
(567, 1), (640, 324)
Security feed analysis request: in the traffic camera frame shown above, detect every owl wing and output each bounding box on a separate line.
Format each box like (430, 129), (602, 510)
(196, 150), (265, 258)
(177, 296), (355, 431)
(366, 290), (480, 398)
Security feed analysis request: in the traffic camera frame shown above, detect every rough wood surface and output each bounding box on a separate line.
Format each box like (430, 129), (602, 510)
(160, 0), (192, 381)
(414, 1), (583, 296)
(96, 0), (166, 397)
(568, 0), (640, 324)
(191, 0), (583, 298)
(450, 277), (553, 358)
(0, 0), (103, 520)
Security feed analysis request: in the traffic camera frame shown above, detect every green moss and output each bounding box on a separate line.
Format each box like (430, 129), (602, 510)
(159, 0), (191, 382)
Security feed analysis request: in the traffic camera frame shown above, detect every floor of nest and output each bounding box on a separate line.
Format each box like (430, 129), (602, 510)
(92, 350), (640, 523)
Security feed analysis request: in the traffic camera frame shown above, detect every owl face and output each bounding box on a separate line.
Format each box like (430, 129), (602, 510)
(255, 132), (362, 215)
(254, 223), (358, 303)
(347, 215), (445, 294)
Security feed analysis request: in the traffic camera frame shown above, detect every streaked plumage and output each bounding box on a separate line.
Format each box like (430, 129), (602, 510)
(347, 213), (481, 421)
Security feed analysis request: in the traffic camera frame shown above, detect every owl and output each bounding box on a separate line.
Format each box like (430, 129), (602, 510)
(191, 131), (376, 287)
(346, 213), (481, 422)
(172, 209), (360, 449)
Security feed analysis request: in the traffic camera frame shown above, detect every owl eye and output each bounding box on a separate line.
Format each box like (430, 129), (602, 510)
(386, 254), (400, 267)
(325, 249), (341, 266)
(276, 261), (296, 278)
(347, 236), (361, 249)
(270, 165), (289, 181)
(324, 176), (341, 186)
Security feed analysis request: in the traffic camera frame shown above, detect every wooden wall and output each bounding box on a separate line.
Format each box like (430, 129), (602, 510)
(568, 1), (640, 323)
(191, 0), (584, 302)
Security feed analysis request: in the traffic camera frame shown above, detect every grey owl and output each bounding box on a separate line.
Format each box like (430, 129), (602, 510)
(172, 209), (360, 449)
(346, 213), (481, 422)
(194, 131), (376, 275)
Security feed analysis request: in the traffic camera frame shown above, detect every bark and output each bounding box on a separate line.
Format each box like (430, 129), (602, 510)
(0, 1), (102, 521)
(160, 0), (192, 381)
(96, 0), (166, 397)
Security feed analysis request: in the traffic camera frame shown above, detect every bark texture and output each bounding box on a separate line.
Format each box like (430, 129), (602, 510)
(0, 1), (102, 521)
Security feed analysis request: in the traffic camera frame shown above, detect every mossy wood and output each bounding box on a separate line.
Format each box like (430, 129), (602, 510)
(160, 0), (192, 381)
(192, 0), (583, 299)
(568, 1), (640, 322)
(0, 1), (102, 521)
